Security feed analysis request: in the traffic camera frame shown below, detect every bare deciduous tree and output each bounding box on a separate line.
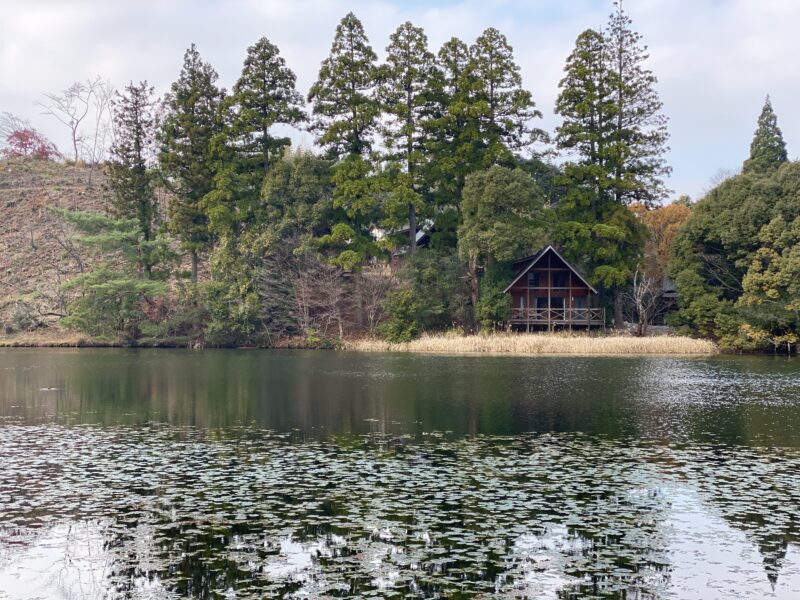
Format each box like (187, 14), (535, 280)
(292, 255), (348, 339)
(38, 76), (113, 164)
(356, 264), (396, 334)
(84, 78), (115, 169)
(0, 112), (32, 138)
(623, 267), (664, 336)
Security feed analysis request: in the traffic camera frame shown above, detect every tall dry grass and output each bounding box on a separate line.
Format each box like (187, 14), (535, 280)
(344, 332), (718, 356)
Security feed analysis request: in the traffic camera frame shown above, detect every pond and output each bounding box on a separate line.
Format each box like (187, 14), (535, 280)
(1, 349), (799, 598)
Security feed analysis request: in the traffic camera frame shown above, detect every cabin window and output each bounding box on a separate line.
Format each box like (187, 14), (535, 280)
(527, 272), (540, 287)
(550, 297), (565, 310)
(518, 295), (526, 308)
(572, 296), (587, 309)
(536, 297), (548, 310)
(552, 271), (568, 288)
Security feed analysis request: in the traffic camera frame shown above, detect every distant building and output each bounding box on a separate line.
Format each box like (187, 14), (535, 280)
(504, 245), (605, 331)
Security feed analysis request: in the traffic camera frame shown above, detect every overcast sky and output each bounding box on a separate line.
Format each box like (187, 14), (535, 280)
(1, 0), (798, 200)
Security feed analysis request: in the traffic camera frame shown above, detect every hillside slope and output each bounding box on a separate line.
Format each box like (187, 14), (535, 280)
(0, 158), (109, 329)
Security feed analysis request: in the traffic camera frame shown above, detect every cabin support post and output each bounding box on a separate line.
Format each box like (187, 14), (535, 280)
(526, 286), (531, 333)
(547, 252), (552, 332)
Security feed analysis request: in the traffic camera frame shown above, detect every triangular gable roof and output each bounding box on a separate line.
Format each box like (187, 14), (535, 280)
(503, 245), (598, 294)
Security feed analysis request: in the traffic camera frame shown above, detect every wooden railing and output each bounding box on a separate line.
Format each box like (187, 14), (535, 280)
(509, 307), (605, 324)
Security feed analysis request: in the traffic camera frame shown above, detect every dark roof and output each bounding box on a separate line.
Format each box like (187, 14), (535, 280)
(503, 245), (598, 294)
(512, 247), (549, 266)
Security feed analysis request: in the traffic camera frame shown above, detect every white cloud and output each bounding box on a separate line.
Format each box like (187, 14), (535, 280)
(1, 0), (798, 199)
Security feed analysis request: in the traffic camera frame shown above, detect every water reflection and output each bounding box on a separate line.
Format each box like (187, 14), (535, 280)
(2, 350), (800, 445)
(2, 426), (800, 598)
(2, 350), (800, 597)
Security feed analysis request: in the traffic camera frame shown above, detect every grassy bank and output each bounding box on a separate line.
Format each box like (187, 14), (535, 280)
(0, 329), (117, 347)
(344, 333), (718, 356)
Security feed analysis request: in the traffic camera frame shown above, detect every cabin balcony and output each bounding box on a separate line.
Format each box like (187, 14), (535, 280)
(509, 307), (606, 327)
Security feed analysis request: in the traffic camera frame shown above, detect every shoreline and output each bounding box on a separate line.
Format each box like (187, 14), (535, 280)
(1, 330), (719, 356)
(343, 333), (719, 356)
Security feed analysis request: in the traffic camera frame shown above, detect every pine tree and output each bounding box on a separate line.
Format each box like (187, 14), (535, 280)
(308, 12), (379, 159)
(51, 208), (171, 340)
(742, 96), (787, 174)
(555, 4), (670, 328)
(159, 44), (225, 282)
(309, 13), (381, 269)
(205, 37), (305, 234)
(605, 1), (670, 206)
(107, 80), (158, 267)
(425, 37), (481, 209)
(555, 29), (614, 178)
(378, 21), (436, 253)
(470, 28), (543, 165)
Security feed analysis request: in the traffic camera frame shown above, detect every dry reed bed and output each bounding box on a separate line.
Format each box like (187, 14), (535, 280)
(345, 333), (718, 356)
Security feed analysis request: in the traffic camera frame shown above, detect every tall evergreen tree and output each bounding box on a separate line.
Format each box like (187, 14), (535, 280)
(605, 1), (670, 206)
(308, 12), (379, 159)
(555, 3), (670, 327)
(555, 28), (632, 295)
(555, 29), (614, 177)
(309, 13), (381, 269)
(378, 21), (437, 253)
(425, 38), (481, 210)
(159, 44), (225, 282)
(107, 81), (158, 259)
(205, 37), (305, 234)
(742, 96), (787, 174)
(470, 28), (543, 165)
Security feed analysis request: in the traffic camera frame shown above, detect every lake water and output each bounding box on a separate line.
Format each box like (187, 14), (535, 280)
(1, 349), (800, 599)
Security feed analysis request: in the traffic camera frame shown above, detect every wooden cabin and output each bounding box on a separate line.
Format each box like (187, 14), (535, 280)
(504, 246), (605, 331)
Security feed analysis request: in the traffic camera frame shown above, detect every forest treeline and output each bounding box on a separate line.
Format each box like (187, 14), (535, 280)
(2, 3), (797, 352)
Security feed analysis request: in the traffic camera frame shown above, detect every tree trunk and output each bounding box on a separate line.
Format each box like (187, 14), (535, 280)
(190, 250), (198, 284)
(468, 257), (479, 325)
(408, 203), (417, 255)
(614, 288), (624, 329)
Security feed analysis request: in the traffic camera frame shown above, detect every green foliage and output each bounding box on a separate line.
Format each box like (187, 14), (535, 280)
(308, 12), (379, 159)
(459, 165), (548, 265)
(604, 3), (671, 206)
(205, 37), (305, 236)
(159, 44), (225, 279)
(318, 154), (381, 269)
(425, 29), (542, 211)
(62, 264), (168, 341)
(554, 6), (670, 325)
(475, 262), (512, 330)
(203, 235), (263, 346)
(43, 15), (692, 346)
(107, 81), (158, 246)
(742, 96), (788, 175)
(259, 150), (334, 243)
(378, 21), (437, 251)
(53, 209), (172, 341)
(400, 248), (473, 331)
(670, 162), (800, 349)
(736, 215), (800, 351)
(558, 190), (645, 289)
(470, 27), (544, 164)
(377, 289), (422, 343)
(424, 37), (482, 207)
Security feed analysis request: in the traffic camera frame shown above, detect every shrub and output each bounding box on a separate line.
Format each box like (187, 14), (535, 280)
(377, 289), (422, 343)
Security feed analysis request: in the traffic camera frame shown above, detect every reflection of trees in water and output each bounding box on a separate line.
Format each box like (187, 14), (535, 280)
(1, 425), (798, 597)
(669, 445), (800, 588)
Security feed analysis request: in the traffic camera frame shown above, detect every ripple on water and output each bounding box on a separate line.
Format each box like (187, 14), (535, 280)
(1, 425), (800, 598)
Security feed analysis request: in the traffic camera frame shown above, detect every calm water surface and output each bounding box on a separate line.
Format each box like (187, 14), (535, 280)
(1, 349), (800, 598)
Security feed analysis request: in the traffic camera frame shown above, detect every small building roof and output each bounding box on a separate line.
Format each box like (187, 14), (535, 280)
(503, 245), (598, 294)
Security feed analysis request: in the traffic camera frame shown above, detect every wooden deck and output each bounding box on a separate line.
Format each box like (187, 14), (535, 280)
(509, 307), (606, 328)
